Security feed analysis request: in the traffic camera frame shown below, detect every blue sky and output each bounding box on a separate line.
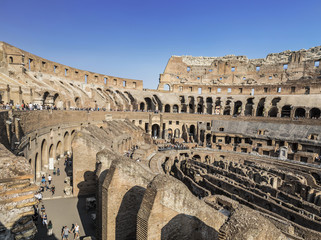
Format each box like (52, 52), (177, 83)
(1, 0), (321, 89)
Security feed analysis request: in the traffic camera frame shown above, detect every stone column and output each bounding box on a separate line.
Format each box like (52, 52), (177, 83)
(148, 114), (152, 134)
(160, 114), (163, 139)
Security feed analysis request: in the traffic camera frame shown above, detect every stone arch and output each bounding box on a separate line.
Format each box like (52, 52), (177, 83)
(43, 91), (50, 105)
(193, 154), (201, 161)
(165, 104), (171, 113)
(64, 131), (70, 153)
(281, 105), (292, 118)
(140, 102), (145, 111)
(215, 98), (221, 114)
(49, 144), (54, 159)
(75, 97), (81, 108)
(174, 128), (180, 138)
(168, 128), (173, 139)
(144, 97), (154, 111)
(223, 100), (231, 115)
(188, 96), (195, 114)
(206, 97), (213, 114)
(310, 108), (321, 119)
(173, 104), (179, 113)
(295, 108), (306, 118)
(206, 134), (211, 145)
(197, 97), (204, 114)
(189, 124), (196, 141)
(163, 84), (170, 91)
(153, 95), (163, 112)
(9, 56), (13, 63)
(256, 98), (265, 117)
(152, 124), (160, 138)
(71, 129), (76, 142)
(41, 139), (48, 171)
(56, 141), (63, 157)
(268, 107), (278, 117)
(233, 101), (242, 115)
(244, 98), (254, 116)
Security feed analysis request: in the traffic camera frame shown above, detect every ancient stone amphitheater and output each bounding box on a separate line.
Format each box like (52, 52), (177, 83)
(1, 41), (321, 239)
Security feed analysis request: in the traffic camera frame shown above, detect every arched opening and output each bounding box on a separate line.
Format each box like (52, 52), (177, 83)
(56, 141), (63, 158)
(174, 128), (180, 138)
(49, 144), (54, 159)
(165, 104), (171, 113)
(310, 108), (321, 119)
(168, 128), (173, 139)
(53, 93), (60, 106)
(295, 108), (306, 118)
(41, 139), (48, 171)
(173, 105), (179, 113)
(197, 97), (203, 114)
(153, 95), (163, 112)
(268, 107), (278, 117)
(188, 97), (195, 114)
(189, 125), (196, 141)
(43, 92), (50, 106)
(64, 132), (70, 153)
(71, 129), (76, 142)
(215, 98), (221, 114)
(206, 97), (213, 114)
(9, 56), (13, 63)
(281, 105), (292, 118)
(197, 104), (203, 114)
(163, 84), (170, 91)
(75, 97), (81, 108)
(256, 98), (265, 117)
(205, 155), (211, 163)
(233, 101), (242, 115)
(179, 96), (186, 113)
(152, 124), (160, 138)
(244, 98), (254, 116)
(223, 100), (231, 115)
(193, 155), (201, 161)
(206, 134), (211, 145)
(144, 97), (154, 111)
(140, 102), (145, 111)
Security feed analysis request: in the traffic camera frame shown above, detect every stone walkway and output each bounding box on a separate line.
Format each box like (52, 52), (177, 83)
(34, 197), (96, 239)
(34, 157), (96, 239)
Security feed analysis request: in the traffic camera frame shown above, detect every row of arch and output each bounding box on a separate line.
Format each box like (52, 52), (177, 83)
(30, 130), (76, 179)
(139, 96), (321, 119)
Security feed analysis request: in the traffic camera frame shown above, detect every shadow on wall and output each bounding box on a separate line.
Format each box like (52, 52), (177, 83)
(116, 186), (146, 240)
(77, 170), (97, 196)
(161, 214), (219, 240)
(76, 196), (96, 238)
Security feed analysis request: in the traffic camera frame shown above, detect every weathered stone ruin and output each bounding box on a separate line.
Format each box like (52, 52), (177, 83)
(1, 42), (321, 239)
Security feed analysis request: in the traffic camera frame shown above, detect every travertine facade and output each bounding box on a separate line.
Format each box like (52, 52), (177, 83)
(1, 42), (321, 239)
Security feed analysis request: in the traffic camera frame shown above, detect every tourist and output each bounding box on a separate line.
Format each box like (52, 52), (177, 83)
(42, 212), (48, 225)
(51, 185), (55, 195)
(57, 168), (60, 176)
(53, 167), (56, 175)
(48, 174), (52, 185)
(47, 220), (53, 236)
(41, 175), (46, 185)
(62, 225), (70, 240)
(40, 205), (45, 215)
(74, 223), (80, 239)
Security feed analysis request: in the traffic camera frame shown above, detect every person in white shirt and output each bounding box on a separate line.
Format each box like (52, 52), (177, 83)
(48, 175), (52, 185)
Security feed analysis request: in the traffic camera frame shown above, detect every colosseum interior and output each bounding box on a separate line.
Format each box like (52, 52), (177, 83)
(1, 41), (321, 239)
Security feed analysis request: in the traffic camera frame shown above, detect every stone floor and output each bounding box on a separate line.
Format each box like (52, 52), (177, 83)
(34, 158), (96, 239)
(34, 197), (96, 239)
